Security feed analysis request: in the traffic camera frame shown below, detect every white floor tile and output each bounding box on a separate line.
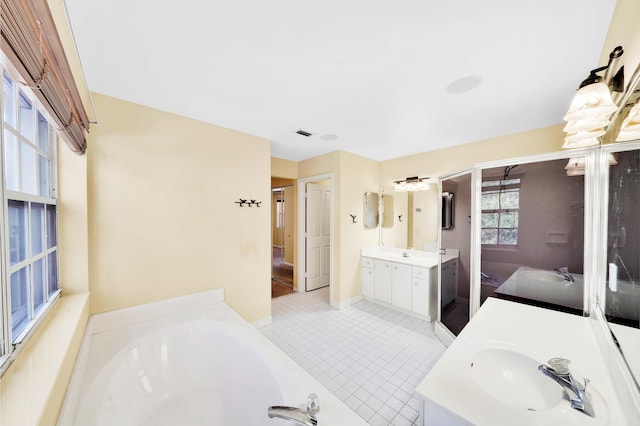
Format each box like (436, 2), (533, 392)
(260, 286), (446, 425)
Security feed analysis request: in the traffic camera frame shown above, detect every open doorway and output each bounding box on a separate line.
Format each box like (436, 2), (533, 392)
(297, 174), (333, 299)
(271, 179), (295, 298)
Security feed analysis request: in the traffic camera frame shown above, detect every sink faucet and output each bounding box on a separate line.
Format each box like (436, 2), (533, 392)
(268, 393), (319, 426)
(538, 358), (594, 417)
(556, 267), (575, 282)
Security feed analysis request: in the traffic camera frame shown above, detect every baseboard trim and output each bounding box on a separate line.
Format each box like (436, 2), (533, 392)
(252, 316), (273, 329)
(330, 294), (363, 310)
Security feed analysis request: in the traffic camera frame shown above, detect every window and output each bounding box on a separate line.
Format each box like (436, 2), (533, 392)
(1, 68), (59, 369)
(481, 176), (521, 246)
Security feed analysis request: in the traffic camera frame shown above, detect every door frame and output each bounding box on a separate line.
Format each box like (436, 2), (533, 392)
(297, 173), (334, 300)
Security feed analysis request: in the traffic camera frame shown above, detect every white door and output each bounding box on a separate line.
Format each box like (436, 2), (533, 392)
(306, 183), (331, 291)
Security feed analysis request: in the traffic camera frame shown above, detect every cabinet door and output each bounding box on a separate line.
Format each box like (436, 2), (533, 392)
(412, 278), (429, 316)
(374, 260), (392, 303)
(361, 266), (375, 298)
(392, 263), (412, 310)
(441, 260), (456, 306)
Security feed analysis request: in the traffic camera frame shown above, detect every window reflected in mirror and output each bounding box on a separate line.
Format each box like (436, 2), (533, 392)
(480, 158), (585, 315)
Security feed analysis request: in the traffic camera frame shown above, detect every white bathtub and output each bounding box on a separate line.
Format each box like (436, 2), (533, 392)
(58, 289), (366, 426)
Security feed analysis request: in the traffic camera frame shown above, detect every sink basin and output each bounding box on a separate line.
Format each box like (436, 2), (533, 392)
(469, 348), (565, 411)
(521, 269), (578, 284)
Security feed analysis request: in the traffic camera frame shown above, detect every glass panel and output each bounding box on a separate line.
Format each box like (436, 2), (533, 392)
(481, 228), (498, 245)
(4, 129), (19, 191)
(31, 203), (45, 255)
(440, 172), (472, 336)
(481, 192), (499, 209)
(481, 212), (498, 228)
(39, 155), (50, 197)
(500, 189), (519, 209)
(3, 72), (16, 127)
(498, 229), (518, 245)
(605, 149), (640, 327)
(37, 112), (49, 153)
(47, 251), (58, 297)
(18, 90), (34, 142)
(499, 211), (519, 228)
(480, 159), (585, 313)
(11, 267), (30, 340)
(46, 204), (57, 248)
(33, 258), (46, 315)
(20, 141), (37, 195)
(8, 200), (28, 266)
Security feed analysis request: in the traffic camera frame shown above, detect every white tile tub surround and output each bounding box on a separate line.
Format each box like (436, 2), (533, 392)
(58, 288), (366, 426)
(261, 287), (447, 426)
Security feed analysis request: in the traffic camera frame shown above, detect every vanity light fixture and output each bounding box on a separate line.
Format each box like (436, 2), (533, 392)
(562, 46), (624, 149)
(565, 153), (617, 176)
(394, 176), (431, 192)
(616, 102), (640, 142)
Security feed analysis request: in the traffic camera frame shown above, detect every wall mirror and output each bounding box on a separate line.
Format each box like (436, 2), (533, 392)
(478, 156), (586, 315)
(381, 194), (394, 228)
(379, 185), (438, 250)
(441, 192), (454, 230)
(601, 143), (640, 386)
(363, 192), (379, 229)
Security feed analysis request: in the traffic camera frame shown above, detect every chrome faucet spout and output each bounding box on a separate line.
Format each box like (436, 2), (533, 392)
(556, 267), (576, 282)
(538, 358), (594, 417)
(268, 406), (317, 426)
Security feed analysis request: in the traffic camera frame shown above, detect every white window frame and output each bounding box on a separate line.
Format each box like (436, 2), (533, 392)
(0, 63), (60, 376)
(480, 176), (521, 246)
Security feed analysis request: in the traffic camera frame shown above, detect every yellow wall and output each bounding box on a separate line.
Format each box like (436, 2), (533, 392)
(271, 157), (298, 179)
(58, 141), (89, 294)
(599, 0), (640, 92)
(87, 94), (272, 323)
(298, 151), (379, 303)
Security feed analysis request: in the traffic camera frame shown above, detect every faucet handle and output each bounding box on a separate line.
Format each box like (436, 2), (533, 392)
(548, 357), (571, 375)
(307, 393), (320, 415)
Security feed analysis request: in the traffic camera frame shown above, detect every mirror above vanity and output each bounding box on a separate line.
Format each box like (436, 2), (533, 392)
(363, 192), (379, 229)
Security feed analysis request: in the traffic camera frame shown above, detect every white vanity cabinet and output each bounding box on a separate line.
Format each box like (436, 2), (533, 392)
(391, 263), (412, 311)
(374, 259), (392, 303)
(361, 252), (439, 321)
(441, 258), (458, 307)
(361, 257), (375, 298)
(412, 266), (437, 319)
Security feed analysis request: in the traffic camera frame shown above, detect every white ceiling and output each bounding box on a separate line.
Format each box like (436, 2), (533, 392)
(64, 0), (616, 162)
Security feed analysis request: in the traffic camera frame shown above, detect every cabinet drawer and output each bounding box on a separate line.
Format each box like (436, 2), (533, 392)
(362, 257), (374, 268)
(412, 266), (428, 278)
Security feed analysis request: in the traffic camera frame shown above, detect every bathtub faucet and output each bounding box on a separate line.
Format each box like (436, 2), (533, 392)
(268, 393), (319, 426)
(556, 267), (575, 282)
(538, 358), (594, 417)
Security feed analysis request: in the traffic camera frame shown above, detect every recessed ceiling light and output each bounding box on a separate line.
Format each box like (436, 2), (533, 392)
(320, 134), (338, 141)
(446, 75), (482, 94)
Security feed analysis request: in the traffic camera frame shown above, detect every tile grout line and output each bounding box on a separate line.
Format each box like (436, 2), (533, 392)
(260, 287), (446, 426)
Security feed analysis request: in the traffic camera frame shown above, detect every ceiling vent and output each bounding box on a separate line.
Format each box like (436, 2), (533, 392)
(296, 129), (313, 137)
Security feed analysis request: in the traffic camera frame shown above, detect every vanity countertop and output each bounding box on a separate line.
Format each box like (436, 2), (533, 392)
(361, 247), (458, 268)
(416, 298), (630, 425)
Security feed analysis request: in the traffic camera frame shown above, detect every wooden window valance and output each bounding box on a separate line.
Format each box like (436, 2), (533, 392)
(1, 0), (90, 154)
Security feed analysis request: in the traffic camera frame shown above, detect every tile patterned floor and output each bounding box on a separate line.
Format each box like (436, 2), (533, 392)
(260, 287), (447, 425)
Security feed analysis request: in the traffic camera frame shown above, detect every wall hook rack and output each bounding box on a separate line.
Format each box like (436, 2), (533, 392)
(350, 214), (357, 223)
(398, 214), (403, 222)
(235, 198), (262, 207)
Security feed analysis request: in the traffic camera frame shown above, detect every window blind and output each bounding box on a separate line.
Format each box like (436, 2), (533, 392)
(1, 0), (90, 154)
